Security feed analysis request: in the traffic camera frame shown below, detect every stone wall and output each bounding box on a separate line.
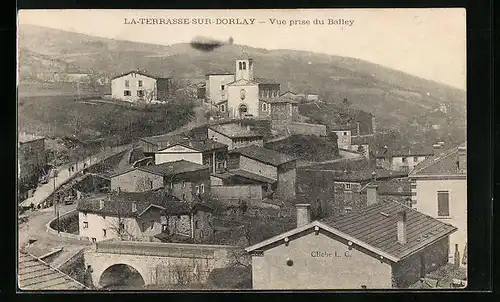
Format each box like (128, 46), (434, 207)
(85, 241), (243, 287)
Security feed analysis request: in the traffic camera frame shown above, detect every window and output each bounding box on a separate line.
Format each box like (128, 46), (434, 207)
(242, 62), (246, 70)
(119, 222), (124, 232)
(238, 62), (242, 70)
(221, 85), (225, 91)
(138, 80), (143, 87)
(137, 90), (144, 97)
(414, 156), (419, 162)
(125, 80), (130, 88)
(124, 90), (131, 96)
(162, 224), (167, 232)
(182, 193), (186, 200)
(343, 132), (347, 136)
(182, 182), (186, 188)
(345, 207), (352, 214)
(149, 180), (153, 189)
(402, 157), (407, 163)
(201, 184), (205, 193)
(91, 238), (96, 243)
(103, 229), (107, 237)
(195, 221), (199, 229)
(220, 104), (226, 112)
(344, 183), (352, 190)
(437, 191), (450, 216)
(195, 186), (200, 194)
(83, 222), (88, 229)
(262, 103), (267, 111)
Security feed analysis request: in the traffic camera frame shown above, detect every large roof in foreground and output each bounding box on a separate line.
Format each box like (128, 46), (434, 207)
(18, 251), (88, 290)
(246, 200), (457, 262)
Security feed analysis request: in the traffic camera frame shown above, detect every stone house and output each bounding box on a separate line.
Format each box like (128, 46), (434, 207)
(245, 202), (457, 289)
(77, 191), (214, 243)
(375, 144), (435, 172)
(138, 134), (189, 159)
(154, 139), (228, 174)
(109, 160), (211, 202)
(227, 145), (297, 199)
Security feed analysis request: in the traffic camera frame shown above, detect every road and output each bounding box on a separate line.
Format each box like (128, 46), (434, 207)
(19, 203), (91, 268)
(20, 143), (132, 208)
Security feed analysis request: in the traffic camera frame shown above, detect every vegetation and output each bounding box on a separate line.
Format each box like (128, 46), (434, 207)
(264, 134), (339, 162)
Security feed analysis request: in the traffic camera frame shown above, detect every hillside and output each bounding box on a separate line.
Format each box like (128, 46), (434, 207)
(264, 134), (339, 162)
(18, 25), (466, 145)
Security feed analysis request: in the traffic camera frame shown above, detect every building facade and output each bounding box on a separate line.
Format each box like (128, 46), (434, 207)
(205, 73), (235, 104)
(228, 145), (296, 199)
(77, 193), (214, 243)
(110, 160), (211, 202)
(111, 71), (171, 102)
(246, 202), (456, 289)
(154, 140), (228, 174)
(409, 144), (467, 265)
(375, 145), (435, 172)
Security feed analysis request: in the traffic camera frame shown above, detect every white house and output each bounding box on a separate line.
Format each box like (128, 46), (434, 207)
(77, 191), (214, 243)
(409, 143), (467, 266)
(330, 124), (356, 150)
(111, 70), (171, 103)
(205, 73), (235, 104)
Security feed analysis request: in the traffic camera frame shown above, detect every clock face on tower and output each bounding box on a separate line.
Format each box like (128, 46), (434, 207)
(240, 89), (246, 100)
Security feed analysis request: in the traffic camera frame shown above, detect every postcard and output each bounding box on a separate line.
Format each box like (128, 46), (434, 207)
(17, 8), (467, 291)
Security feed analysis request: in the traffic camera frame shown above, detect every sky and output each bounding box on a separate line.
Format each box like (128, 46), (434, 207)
(18, 9), (466, 89)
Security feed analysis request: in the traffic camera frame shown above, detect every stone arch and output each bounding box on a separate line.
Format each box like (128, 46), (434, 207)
(97, 262), (147, 289)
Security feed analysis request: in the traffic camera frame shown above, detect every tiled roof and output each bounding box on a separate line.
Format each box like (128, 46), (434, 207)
(230, 145), (296, 167)
(18, 251), (88, 290)
(77, 191), (211, 216)
(139, 160), (210, 176)
(374, 144), (434, 158)
(209, 124), (263, 139)
(262, 96), (299, 104)
(166, 139), (228, 152)
(227, 169), (276, 184)
(410, 143), (466, 176)
(330, 124), (357, 131)
(226, 79), (259, 86)
(140, 134), (189, 148)
(361, 178), (412, 196)
(320, 200), (457, 259)
(301, 167), (408, 183)
(111, 70), (169, 80)
(255, 77), (279, 85)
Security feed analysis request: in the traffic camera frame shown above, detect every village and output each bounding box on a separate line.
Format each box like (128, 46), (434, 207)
(18, 55), (467, 290)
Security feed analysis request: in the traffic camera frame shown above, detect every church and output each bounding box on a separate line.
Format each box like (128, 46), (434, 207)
(206, 57), (281, 119)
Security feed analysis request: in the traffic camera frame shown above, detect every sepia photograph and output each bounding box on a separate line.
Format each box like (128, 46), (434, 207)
(17, 8), (467, 290)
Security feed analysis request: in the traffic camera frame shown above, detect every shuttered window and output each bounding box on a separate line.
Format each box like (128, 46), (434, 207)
(437, 191), (450, 216)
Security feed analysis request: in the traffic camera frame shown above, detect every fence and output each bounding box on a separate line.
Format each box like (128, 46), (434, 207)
(211, 185), (263, 201)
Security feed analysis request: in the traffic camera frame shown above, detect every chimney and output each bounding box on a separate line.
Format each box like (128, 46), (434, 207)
(454, 244), (460, 269)
(457, 146), (467, 173)
(132, 201), (137, 213)
(295, 203), (311, 227)
(366, 184), (378, 206)
(397, 210), (407, 244)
